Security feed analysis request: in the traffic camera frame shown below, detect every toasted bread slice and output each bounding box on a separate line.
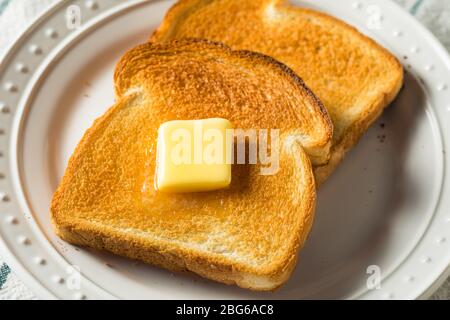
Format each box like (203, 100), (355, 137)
(51, 40), (323, 290)
(114, 40), (332, 165)
(151, 0), (404, 184)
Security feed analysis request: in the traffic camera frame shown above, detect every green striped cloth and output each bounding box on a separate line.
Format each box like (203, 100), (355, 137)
(0, 263), (10, 289)
(0, 0), (449, 300)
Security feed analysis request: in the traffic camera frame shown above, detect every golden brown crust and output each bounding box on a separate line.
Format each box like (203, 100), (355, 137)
(114, 39), (333, 165)
(150, 0), (405, 183)
(53, 218), (301, 291)
(51, 40), (319, 290)
(52, 140), (315, 290)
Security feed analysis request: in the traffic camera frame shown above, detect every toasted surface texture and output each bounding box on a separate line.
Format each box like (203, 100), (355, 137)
(151, 0), (404, 184)
(51, 40), (320, 290)
(115, 40), (332, 165)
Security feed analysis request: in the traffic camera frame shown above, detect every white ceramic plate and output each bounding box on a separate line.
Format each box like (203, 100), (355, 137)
(0, 0), (449, 300)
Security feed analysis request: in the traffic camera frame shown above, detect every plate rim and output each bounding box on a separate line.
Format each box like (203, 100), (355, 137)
(0, 0), (449, 299)
(0, 0), (66, 300)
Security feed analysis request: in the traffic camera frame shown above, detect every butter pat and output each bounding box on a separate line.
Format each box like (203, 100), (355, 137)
(156, 118), (232, 193)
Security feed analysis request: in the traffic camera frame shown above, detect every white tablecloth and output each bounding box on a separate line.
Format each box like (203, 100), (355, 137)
(0, 0), (449, 300)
